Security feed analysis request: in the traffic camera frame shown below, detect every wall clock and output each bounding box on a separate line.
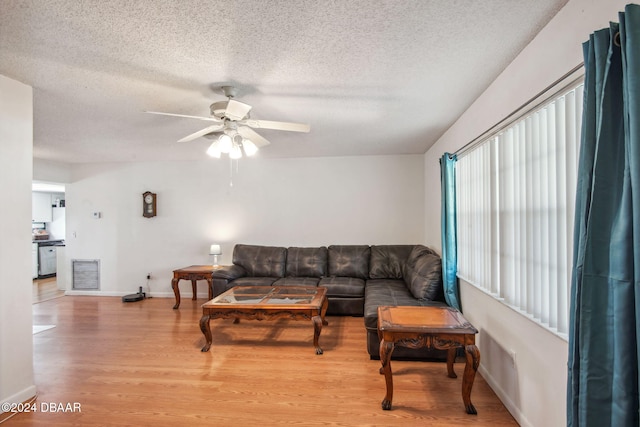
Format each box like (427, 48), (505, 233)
(142, 191), (157, 218)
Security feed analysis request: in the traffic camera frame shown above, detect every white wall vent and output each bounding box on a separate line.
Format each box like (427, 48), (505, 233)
(72, 259), (100, 290)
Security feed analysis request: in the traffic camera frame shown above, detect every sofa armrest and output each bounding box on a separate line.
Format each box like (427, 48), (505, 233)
(402, 246), (444, 301)
(212, 264), (247, 281)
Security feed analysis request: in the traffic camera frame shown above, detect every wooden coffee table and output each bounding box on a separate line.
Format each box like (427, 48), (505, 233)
(200, 286), (329, 354)
(377, 305), (480, 414)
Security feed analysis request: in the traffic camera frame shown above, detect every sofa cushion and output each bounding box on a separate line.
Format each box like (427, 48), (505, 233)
(273, 277), (320, 286)
(364, 279), (447, 330)
(403, 245), (443, 301)
(327, 245), (370, 279)
(232, 244), (287, 278)
(285, 247), (327, 277)
(319, 277), (365, 298)
(369, 245), (414, 279)
(211, 264), (246, 281)
(232, 277), (278, 287)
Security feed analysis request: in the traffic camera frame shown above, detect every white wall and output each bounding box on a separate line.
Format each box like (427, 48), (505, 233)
(60, 154), (424, 296)
(423, 1), (630, 426)
(0, 75), (36, 409)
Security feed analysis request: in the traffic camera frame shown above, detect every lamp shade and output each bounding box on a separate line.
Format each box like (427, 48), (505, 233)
(242, 139), (258, 156)
(209, 244), (222, 255)
(218, 134), (232, 153)
(229, 144), (242, 159)
(206, 141), (222, 158)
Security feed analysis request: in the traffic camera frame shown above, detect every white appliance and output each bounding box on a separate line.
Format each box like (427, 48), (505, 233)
(39, 245), (58, 276)
(48, 207), (66, 239)
(32, 243), (38, 279)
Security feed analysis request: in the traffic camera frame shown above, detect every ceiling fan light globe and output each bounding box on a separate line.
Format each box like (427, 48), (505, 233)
(206, 141), (222, 158)
(242, 139), (258, 156)
(229, 145), (243, 159)
(218, 134), (233, 153)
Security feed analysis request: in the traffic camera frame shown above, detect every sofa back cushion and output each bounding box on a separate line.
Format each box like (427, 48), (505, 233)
(327, 245), (370, 279)
(403, 245), (443, 301)
(369, 245), (415, 279)
(286, 246), (327, 277)
(232, 244), (287, 278)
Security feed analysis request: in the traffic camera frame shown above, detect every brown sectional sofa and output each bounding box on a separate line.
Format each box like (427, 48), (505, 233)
(211, 243), (448, 360)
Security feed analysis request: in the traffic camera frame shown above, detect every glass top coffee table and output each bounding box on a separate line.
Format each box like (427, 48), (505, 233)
(199, 286), (329, 354)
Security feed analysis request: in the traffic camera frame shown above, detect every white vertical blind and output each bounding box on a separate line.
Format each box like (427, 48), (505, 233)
(456, 82), (583, 337)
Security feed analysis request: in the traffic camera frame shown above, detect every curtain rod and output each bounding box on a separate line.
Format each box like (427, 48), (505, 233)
(453, 62), (585, 158)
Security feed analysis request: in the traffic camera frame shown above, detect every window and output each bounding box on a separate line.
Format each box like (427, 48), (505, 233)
(456, 79), (583, 338)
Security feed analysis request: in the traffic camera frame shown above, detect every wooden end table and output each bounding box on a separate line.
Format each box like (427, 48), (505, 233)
(171, 265), (220, 309)
(200, 286), (329, 354)
(377, 305), (480, 414)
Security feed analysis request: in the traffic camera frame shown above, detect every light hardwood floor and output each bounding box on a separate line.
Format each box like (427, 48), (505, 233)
(32, 277), (64, 304)
(8, 294), (518, 426)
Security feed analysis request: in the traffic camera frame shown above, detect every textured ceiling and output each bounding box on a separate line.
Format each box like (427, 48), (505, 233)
(1, 0), (568, 163)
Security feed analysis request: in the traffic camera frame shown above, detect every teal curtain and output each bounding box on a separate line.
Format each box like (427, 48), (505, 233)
(567, 5), (640, 426)
(440, 153), (461, 311)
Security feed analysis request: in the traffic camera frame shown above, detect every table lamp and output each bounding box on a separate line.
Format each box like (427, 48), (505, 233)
(209, 244), (222, 267)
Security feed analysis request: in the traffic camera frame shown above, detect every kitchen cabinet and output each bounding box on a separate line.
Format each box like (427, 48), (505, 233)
(32, 192), (52, 223)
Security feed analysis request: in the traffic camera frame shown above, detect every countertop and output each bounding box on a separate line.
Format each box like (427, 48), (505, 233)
(32, 239), (65, 244)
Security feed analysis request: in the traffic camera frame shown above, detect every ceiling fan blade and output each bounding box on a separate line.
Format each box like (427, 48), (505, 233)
(145, 111), (222, 122)
(237, 126), (271, 147)
(242, 119), (310, 133)
(224, 100), (252, 121)
(177, 124), (225, 143)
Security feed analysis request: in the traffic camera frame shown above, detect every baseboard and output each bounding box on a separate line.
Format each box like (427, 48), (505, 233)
(64, 290), (190, 299)
(65, 290), (127, 297)
(1, 385), (37, 422)
(478, 364), (531, 427)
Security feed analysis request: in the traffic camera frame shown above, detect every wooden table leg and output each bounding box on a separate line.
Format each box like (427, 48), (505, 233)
(191, 279), (197, 300)
(447, 347), (457, 378)
(379, 339), (395, 410)
(462, 344), (480, 414)
(206, 277), (213, 300)
(312, 315), (324, 355)
(171, 278), (180, 309)
(320, 298), (329, 326)
(199, 314), (212, 352)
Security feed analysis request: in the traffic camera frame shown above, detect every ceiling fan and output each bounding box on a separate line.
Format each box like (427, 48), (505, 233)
(146, 86), (310, 158)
